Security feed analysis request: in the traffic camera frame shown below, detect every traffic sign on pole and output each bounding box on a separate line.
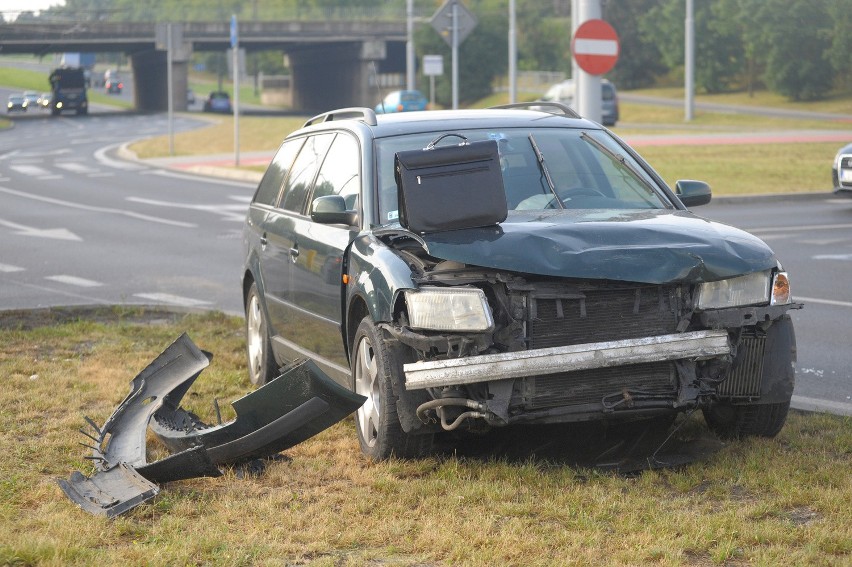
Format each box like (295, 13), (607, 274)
(571, 19), (619, 76)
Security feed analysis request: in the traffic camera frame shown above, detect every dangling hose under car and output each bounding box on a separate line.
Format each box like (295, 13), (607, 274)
(416, 398), (489, 431)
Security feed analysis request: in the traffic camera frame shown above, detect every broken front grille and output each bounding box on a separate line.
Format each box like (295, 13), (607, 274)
(528, 285), (681, 349)
(507, 284), (683, 411)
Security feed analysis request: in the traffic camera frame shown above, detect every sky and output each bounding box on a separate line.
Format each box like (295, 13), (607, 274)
(5, 1), (65, 16)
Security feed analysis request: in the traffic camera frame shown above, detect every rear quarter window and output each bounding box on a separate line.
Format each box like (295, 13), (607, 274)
(253, 138), (304, 206)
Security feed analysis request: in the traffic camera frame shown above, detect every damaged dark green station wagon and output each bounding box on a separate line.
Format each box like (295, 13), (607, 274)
(242, 104), (800, 460)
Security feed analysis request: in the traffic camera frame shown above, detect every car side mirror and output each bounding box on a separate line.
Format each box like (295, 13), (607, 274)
(310, 195), (358, 226)
(674, 179), (712, 207)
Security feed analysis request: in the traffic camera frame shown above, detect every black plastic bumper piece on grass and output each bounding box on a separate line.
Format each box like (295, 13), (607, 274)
(58, 335), (365, 518)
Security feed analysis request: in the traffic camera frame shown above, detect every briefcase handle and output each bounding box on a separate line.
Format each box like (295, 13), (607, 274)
(425, 133), (469, 150)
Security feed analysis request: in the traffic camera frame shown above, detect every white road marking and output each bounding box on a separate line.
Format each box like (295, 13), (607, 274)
(45, 275), (103, 287)
(795, 296), (852, 308)
(144, 168), (257, 188)
(747, 222), (852, 234)
(0, 263), (25, 273)
(55, 162), (99, 174)
(133, 293), (211, 307)
(0, 218), (82, 241)
(126, 196), (248, 222)
(791, 395), (852, 416)
(0, 186), (196, 228)
(10, 164), (53, 177)
(813, 254), (852, 261)
(93, 143), (146, 171)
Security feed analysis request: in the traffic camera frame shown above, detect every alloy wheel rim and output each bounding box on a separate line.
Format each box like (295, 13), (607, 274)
(246, 295), (263, 384)
(354, 336), (380, 447)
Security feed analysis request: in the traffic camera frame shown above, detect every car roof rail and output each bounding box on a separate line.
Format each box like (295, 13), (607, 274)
(303, 107), (378, 128)
(488, 101), (582, 119)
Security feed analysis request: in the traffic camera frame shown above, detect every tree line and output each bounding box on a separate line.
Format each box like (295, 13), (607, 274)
(15, 0), (852, 104)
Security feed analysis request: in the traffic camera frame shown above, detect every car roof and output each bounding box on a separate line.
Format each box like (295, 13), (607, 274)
(299, 108), (601, 139)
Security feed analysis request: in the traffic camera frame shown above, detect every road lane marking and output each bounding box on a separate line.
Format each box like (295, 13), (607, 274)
(133, 293), (211, 307)
(745, 222), (852, 234)
(0, 218), (82, 241)
(143, 168), (257, 188)
(9, 164), (61, 180)
(0, 263), (25, 273)
(45, 275), (103, 287)
(795, 296), (852, 308)
(93, 143), (147, 171)
(126, 196), (248, 222)
(813, 254), (852, 261)
(0, 186), (197, 228)
(55, 162), (99, 174)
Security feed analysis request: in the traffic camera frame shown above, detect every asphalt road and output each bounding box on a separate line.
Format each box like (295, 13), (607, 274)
(1, 105), (850, 416)
(697, 195), (852, 415)
(0, 95), (251, 316)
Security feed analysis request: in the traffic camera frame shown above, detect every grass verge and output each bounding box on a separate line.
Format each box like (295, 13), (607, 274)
(1, 308), (850, 566)
(126, 89), (850, 195)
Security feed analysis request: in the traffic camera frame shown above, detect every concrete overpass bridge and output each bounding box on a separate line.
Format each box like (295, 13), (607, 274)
(0, 21), (407, 112)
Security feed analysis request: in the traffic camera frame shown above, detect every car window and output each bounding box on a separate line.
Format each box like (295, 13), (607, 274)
(279, 133), (335, 214)
(253, 138), (305, 206)
(375, 128), (668, 221)
(312, 133), (360, 210)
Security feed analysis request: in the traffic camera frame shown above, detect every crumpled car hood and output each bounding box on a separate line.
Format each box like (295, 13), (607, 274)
(414, 209), (776, 284)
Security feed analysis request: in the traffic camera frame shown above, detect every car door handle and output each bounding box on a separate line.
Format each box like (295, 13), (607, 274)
(289, 247), (300, 262)
(260, 234), (268, 250)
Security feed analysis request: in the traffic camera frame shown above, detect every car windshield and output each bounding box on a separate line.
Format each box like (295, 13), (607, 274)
(374, 127), (670, 224)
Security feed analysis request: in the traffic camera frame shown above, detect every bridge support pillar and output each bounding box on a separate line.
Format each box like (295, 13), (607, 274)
(289, 41), (386, 113)
(132, 24), (192, 112)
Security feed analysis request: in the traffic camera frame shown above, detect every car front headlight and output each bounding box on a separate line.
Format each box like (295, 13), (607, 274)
(697, 270), (772, 310)
(405, 287), (494, 332)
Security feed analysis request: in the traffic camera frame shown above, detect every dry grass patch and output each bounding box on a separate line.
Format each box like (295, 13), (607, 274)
(1, 307), (850, 566)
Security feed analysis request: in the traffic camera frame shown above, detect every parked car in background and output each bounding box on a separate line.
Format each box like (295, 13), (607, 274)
(539, 79), (619, 126)
(7, 94), (27, 112)
(105, 76), (123, 94)
(37, 92), (52, 109)
(832, 143), (852, 196)
(203, 91), (232, 113)
(375, 89), (429, 114)
(242, 103), (799, 461)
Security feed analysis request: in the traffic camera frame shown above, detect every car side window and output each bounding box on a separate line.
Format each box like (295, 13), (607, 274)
(253, 138), (304, 206)
(312, 133), (360, 210)
(279, 133), (335, 213)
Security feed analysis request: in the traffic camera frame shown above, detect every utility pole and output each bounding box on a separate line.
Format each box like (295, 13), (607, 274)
(406, 0), (415, 91)
(508, 0), (516, 104)
(576, 0), (602, 124)
(685, 0), (695, 121)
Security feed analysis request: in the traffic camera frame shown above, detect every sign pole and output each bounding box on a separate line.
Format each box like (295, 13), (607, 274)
(576, 0), (602, 124)
(685, 0), (695, 121)
(232, 14), (240, 167)
(508, 0), (516, 104)
(451, 0), (459, 110)
(167, 22), (174, 156)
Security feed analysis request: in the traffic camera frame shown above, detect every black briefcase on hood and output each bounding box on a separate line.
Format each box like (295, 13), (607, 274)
(394, 134), (508, 234)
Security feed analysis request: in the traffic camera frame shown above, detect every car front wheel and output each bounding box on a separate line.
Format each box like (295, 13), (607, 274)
(245, 282), (277, 386)
(703, 401), (790, 439)
(352, 316), (433, 460)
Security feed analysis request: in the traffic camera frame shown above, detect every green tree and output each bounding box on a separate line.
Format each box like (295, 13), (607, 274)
(602, 0), (665, 89)
(757, 0), (834, 100)
(826, 0), (852, 91)
(639, 0), (744, 93)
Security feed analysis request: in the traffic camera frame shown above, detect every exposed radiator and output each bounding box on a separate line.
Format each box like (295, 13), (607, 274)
(513, 362), (677, 410)
(718, 331), (765, 398)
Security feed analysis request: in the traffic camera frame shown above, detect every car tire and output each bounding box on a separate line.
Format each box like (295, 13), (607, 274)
(245, 282), (278, 387)
(352, 316), (433, 460)
(703, 401), (790, 439)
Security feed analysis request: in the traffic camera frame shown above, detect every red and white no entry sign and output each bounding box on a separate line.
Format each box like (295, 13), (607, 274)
(572, 19), (620, 76)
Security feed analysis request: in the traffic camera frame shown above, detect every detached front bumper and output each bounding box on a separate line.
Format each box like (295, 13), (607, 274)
(403, 330), (730, 390)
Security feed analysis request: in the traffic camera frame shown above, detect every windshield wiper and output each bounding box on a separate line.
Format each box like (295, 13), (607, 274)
(527, 133), (564, 209)
(579, 131), (661, 203)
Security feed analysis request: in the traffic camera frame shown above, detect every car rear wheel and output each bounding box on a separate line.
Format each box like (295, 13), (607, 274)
(352, 316), (433, 460)
(703, 401), (790, 439)
(245, 282), (277, 386)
